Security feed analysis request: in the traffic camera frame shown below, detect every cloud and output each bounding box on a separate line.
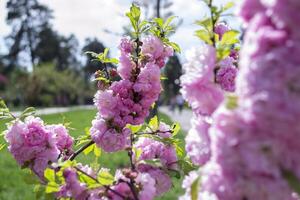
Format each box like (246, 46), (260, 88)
(0, 0), (240, 59)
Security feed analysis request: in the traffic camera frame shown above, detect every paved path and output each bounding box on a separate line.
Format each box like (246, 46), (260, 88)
(159, 106), (193, 132)
(12, 105), (94, 117)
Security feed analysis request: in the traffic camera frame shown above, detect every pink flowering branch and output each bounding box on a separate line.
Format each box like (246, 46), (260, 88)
(74, 166), (129, 200)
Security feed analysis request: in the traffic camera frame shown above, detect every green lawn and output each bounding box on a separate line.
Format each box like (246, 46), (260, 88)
(0, 109), (185, 200)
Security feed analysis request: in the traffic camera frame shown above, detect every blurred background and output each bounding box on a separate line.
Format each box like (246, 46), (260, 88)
(0, 0), (236, 109)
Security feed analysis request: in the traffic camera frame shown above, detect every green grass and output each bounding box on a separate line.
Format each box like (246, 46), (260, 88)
(0, 109), (185, 200)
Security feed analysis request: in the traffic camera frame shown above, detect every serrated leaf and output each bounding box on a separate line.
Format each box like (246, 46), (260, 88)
(45, 182), (60, 193)
(195, 30), (212, 45)
(164, 16), (177, 29)
(44, 168), (55, 182)
(105, 58), (119, 64)
(20, 107), (36, 119)
(0, 143), (6, 151)
(191, 177), (200, 200)
(178, 159), (197, 175)
(220, 30), (239, 46)
(0, 98), (8, 109)
(172, 122), (181, 136)
(94, 145), (101, 157)
(168, 169), (181, 179)
(195, 18), (212, 32)
(149, 116), (159, 130)
(103, 48), (109, 59)
(126, 124), (142, 134)
(97, 169), (114, 185)
(134, 147), (142, 160)
(83, 143), (94, 155)
(222, 2), (234, 12)
(226, 95), (238, 109)
(154, 18), (164, 27)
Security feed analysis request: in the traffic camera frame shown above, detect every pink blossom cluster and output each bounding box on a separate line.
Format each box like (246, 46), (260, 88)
(182, 0), (300, 199)
(131, 122), (178, 197)
(181, 23), (239, 167)
(5, 116), (73, 179)
(57, 165), (167, 200)
(91, 36), (173, 153)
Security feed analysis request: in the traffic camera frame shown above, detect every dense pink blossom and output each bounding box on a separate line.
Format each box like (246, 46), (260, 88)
(180, 46), (224, 116)
(134, 137), (178, 169)
(216, 66), (237, 92)
(47, 124), (74, 153)
(141, 36), (164, 61)
(118, 53), (134, 80)
(183, 0), (300, 199)
(91, 36), (173, 153)
(138, 164), (172, 196)
(91, 117), (130, 152)
(185, 116), (211, 165)
(60, 168), (89, 199)
(119, 37), (133, 54)
(5, 117), (60, 178)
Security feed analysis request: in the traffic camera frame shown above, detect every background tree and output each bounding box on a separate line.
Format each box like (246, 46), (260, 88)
(82, 38), (106, 80)
(162, 55), (182, 102)
(5, 0), (53, 69)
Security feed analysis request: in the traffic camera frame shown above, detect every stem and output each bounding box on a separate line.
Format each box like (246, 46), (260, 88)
(103, 63), (110, 79)
(136, 130), (172, 135)
(208, 0), (217, 48)
(69, 140), (95, 161)
(127, 181), (139, 200)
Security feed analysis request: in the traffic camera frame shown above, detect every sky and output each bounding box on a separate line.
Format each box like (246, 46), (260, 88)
(0, 0), (240, 62)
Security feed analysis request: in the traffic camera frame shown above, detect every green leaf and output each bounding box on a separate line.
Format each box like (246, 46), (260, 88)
(164, 16), (177, 29)
(172, 122), (181, 136)
(226, 95), (238, 110)
(222, 2), (235, 12)
(160, 76), (168, 80)
(0, 143), (6, 151)
(44, 168), (55, 182)
(45, 182), (60, 193)
(220, 30), (239, 46)
(94, 145), (101, 157)
(168, 169), (181, 179)
(0, 98), (8, 109)
(168, 42), (181, 53)
(195, 18), (212, 32)
(83, 143), (95, 155)
(97, 169), (114, 185)
(106, 58), (119, 64)
(134, 147), (142, 160)
(126, 124), (142, 134)
(149, 116), (159, 130)
(283, 169), (300, 195)
(103, 48), (109, 59)
(195, 30), (213, 45)
(191, 177), (200, 200)
(20, 107), (36, 119)
(154, 18), (164, 28)
(178, 159), (197, 175)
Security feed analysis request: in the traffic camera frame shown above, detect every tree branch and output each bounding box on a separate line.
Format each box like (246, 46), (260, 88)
(69, 140), (95, 161)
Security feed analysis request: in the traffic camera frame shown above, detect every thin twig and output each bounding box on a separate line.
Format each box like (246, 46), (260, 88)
(69, 140), (95, 161)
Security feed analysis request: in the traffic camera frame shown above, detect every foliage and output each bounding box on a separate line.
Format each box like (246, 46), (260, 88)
(2, 64), (95, 107)
(195, 0), (239, 60)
